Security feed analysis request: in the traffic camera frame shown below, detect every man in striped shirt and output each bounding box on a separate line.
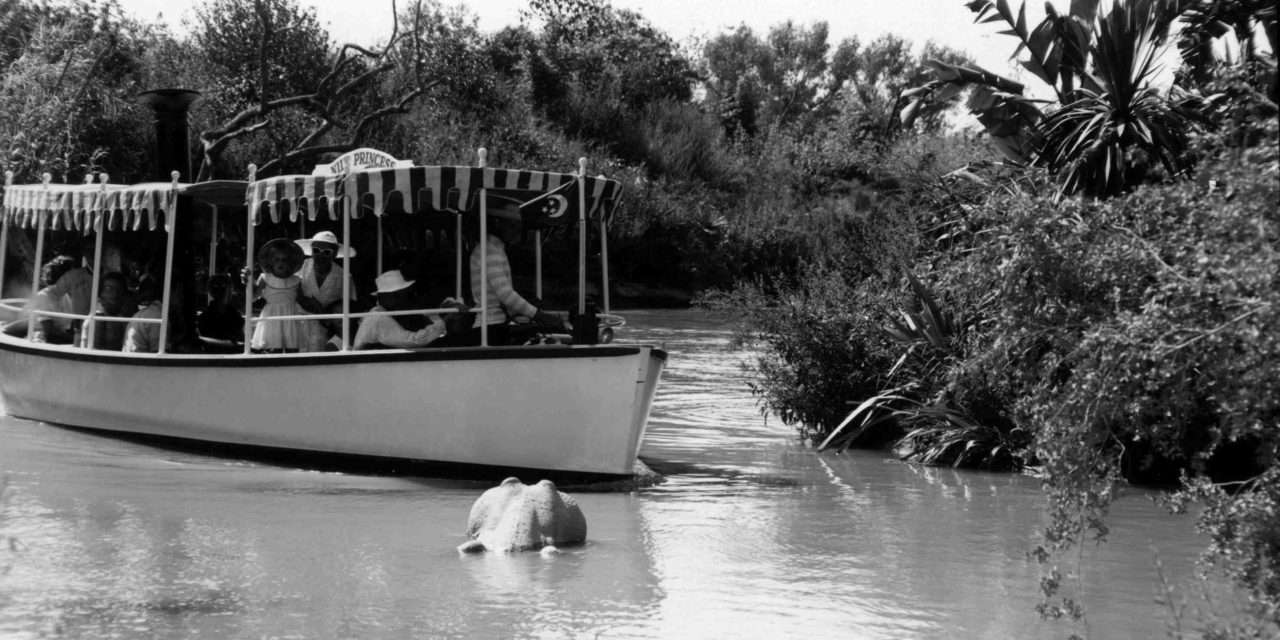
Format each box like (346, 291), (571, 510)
(469, 215), (564, 345)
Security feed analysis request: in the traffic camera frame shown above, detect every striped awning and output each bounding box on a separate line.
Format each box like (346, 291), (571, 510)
(0, 165), (626, 231)
(0, 182), (183, 232)
(247, 165), (624, 224)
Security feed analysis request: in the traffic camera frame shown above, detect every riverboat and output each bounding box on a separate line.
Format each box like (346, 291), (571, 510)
(0, 148), (665, 480)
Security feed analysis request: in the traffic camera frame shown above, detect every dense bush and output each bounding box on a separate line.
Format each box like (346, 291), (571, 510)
(724, 33), (1277, 622)
(745, 121), (1279, 627)
(0, 0), (154, 183)
(706, 181), (924, 439)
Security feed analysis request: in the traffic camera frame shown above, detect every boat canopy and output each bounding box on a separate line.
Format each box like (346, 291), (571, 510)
(247, 166), (623, 225)
(1, 164), (624, 233)
(0, 153), (624, 353)
(0, 179), (248, 233)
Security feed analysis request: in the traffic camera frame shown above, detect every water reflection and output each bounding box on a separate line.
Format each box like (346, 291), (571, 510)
(0, 309), (1213, 639)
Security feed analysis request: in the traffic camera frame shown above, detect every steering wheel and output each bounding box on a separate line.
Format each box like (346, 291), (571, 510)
(597, 313), (626, 328)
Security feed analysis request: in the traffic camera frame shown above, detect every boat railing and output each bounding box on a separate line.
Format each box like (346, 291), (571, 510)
(249, 305), (476, 324)
(0, 298), (28, 314)
(2, 300), (476, 345)
(0, 294), (161, 348)
(1, 295), (480, 350)
(6, 307), (159, 326)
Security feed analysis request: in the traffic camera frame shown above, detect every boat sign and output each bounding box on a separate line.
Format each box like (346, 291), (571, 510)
(313, 148), (412, 175)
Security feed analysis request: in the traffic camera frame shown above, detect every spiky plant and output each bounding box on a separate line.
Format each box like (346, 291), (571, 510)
(902, 0), (1209, 197)
(1037, 0), (1199, 196)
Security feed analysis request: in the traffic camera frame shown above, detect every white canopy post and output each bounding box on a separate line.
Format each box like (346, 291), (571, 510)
(454, 213), (462, 301)
(535, 230), (543, 300)
(27, 173), (50, 340)
(84, 173), (109, 349)
(208, 206), (218, 279)
(478, 147), (488, 347)
(243, 164), (257, 354)
(0, 171), (12, 300)
(157, 171), (180, 354)
(577, 158), (587, 315)
(341, 176), (352, 351)
(600, 210), (610, 315)
(377, 214), (383, 274)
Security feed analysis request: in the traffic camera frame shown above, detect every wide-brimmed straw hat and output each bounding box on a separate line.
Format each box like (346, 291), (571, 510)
(374, 270), (415, 295)
(257, 237), (305, 273)
(294, 230), (356, 258)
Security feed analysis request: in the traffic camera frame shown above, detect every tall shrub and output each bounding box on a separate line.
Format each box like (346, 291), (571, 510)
(0, 0), (153, 182)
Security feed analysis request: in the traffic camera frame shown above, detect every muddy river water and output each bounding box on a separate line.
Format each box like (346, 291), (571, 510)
(0, 309), (1228, 638)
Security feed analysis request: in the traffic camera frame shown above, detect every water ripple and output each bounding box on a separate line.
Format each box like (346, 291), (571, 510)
(0, 309), (1216, 639)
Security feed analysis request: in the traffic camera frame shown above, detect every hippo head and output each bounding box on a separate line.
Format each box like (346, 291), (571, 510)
(458, 477), (587, 554)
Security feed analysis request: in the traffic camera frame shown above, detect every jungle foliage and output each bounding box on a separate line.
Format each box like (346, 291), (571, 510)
(1, 0), (1277, 634)
(721, 1), (1278, 633)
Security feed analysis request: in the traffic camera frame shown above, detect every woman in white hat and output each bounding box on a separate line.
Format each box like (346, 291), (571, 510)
(295, 230), (356, 351)
(351, 270), (447, 350)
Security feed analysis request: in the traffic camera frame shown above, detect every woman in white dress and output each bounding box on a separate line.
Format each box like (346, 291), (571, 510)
(294, 231), (356, 351)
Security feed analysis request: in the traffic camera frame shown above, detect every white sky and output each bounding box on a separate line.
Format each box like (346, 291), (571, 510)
(115, 0), (1025, 76)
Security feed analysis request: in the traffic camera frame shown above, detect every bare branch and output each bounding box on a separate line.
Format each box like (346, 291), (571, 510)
(334, 62), (394, 97)
(205, 120), (272, 158)
(259, 83), (432, 176)
(255, 0), (271, 111)
(313, 53), (360, 95)
(388, 0), (400, 47)
(256, 144), (354, 176)
(339, 42), (385, 58)
(196, 0), (431, 180)
(293, 120), (336, 151)
(413, 0), (424, 79)
(352, 85), (430, 139)
(201, 95), (313, 141)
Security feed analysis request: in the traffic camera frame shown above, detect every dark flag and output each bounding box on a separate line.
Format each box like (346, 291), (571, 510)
(519, 179), (577, 229)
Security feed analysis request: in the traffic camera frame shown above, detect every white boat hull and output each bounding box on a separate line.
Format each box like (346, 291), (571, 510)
(0, 336), (665, 477)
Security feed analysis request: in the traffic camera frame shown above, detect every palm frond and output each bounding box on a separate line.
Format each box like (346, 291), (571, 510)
(819, 391), (916, 451)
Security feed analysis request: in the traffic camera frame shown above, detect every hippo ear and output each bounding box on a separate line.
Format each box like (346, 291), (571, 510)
(457, 540), (486, 554)
(465, 479), (527, 538)
(554, 492), (587, 544)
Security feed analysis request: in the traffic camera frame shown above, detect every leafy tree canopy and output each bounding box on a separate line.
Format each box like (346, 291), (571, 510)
(521, 0), (694, 116)
(187, 0), (332, 106)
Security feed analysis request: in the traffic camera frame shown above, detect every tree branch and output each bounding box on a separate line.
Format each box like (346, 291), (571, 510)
(205, 120), (272, 158)
(352, 85), (432, 139)
(255, 0), (271, 111)
(201, 95), (313, 141)
(196, 0), (429, 180)
(255, 144), (353, 176)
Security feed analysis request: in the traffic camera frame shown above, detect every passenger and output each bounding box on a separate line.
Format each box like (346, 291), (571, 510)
(123, 277), (162, 353)
(49, 249), (92, 331)
(122, 277), (192, 353)
(245, 238), (306, 353)
(2, 256), (78, 345)
(294, 230), (355, 351)
(197, 273), (243, 343)
(1, 255), (80, 344)
(426, 298), (477, 348)
(80, 272), (130, 351)
(352, 270), (445, 350)
(467, 213), (565, 345)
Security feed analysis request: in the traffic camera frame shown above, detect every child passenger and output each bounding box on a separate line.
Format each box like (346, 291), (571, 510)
(247, 238), (306, 353)
(80, 272), (130, 350)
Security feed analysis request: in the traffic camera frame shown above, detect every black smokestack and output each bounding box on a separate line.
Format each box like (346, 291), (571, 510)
(137, 89), (201, 182)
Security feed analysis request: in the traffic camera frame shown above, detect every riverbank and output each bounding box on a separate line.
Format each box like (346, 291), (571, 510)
(0, 308), (1222, 639)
